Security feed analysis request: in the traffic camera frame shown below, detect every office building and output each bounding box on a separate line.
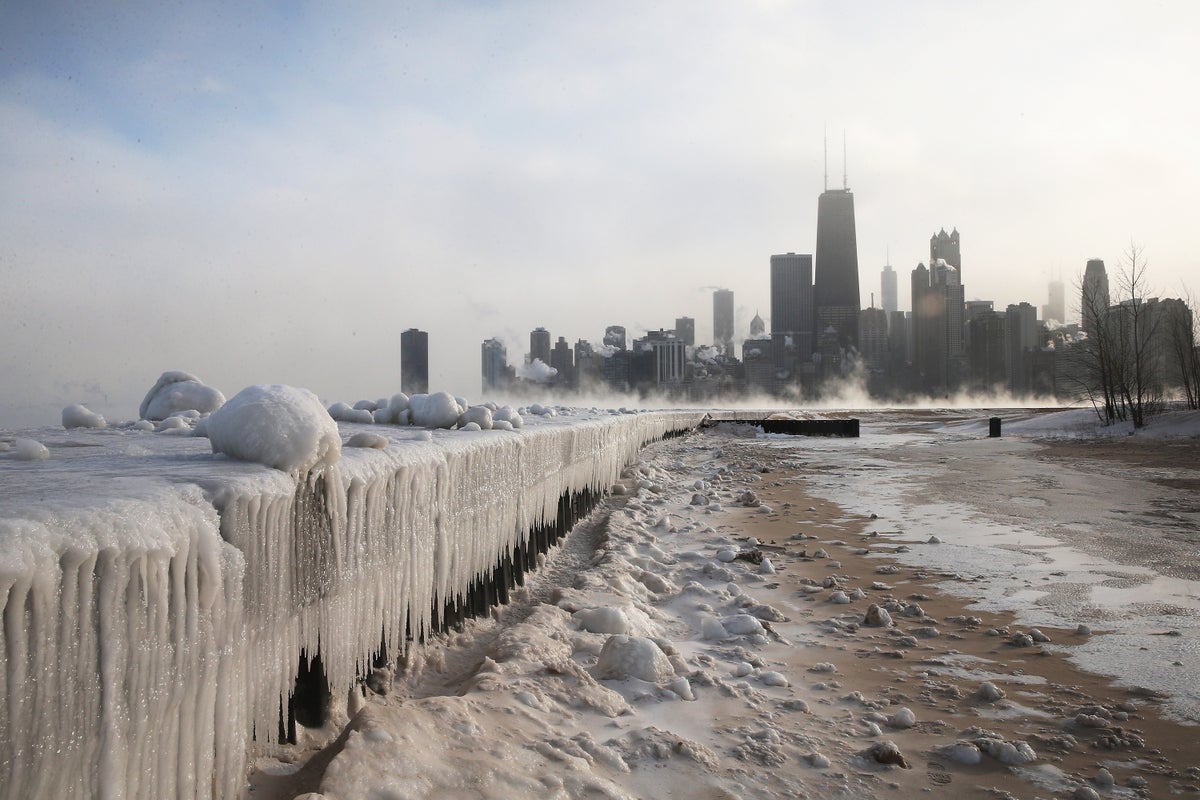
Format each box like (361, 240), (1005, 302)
(400, 328), (429, 395)
(814, 188), (860, 348)
(881, 264), (898, 314)
(674, 316), (695, 347)
(530, 327), (552, 365)
(604, 325), (627, 351)
(481, 338), (508, 392)
(770, 253), (814, 361)
(713, 289), (735, 353)
(1082, 259), (1109, 334)
(1045, 279), (1066, 325)
(930, 228), (961, 271)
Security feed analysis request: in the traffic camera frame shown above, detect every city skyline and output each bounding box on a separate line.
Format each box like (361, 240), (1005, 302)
(3, 2), (1199, 424)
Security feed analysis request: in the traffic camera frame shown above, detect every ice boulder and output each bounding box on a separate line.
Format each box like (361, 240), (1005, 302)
(139, 370), (225, 420)
(62, 403), (106, 429)
(205, 384), (340, 473)
(594, 635), (674, 682)
(328, 401), (375, 424)
(14, 438), (49, 461)
(408, 392), (461, 429)
(493, 406), (523, 428)
(458, 405), (494, 430)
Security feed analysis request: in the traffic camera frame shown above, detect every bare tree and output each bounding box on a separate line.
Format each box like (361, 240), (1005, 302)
(1070, 268), (1121, 424)
(1111, 243), (1162, 428)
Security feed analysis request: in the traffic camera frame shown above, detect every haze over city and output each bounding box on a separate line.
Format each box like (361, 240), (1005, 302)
(3, 1), (1198, 424)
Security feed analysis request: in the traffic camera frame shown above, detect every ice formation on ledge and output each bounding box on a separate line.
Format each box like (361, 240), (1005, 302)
(408, 391), (462, 428)
(139, 370), (226, 420)
(61, 403), (106, 429)
(0, 402), (702, 800)
(206, 384), (341, 472)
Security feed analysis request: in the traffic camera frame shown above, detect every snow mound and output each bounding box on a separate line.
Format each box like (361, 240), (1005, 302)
(328, 402), (375, 424)
(594, 635), (675, 682)
(493, 406), (523, 428)
(409, 392), (462, 429)
(575, 607), (631, 635)
(205, 384), (341, 472)
(458, 406), (494, 430)
(139, 370), (225, 420)
(62, 403), (106, 429)
(346, 432), (388, 449)
(14, 437), (49, 460)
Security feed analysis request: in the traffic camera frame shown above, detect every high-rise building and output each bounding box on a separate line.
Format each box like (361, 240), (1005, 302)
(481, 338), (508, 392)
(603, 325), (627, 351)
(930, 228), (961, 271)
(881, 264), (898, 315)
(1045, 279), (1066, 325)
(932, 260), (965, 388)
(551, 337), (575, 387)
(814, 188), (860, 349)
(529, 327), (552, 365)
(858, 307), (888, 371)
(910, 263), (945, 390)
(770, 253), (814, 360)
(1082, 259), (1109, 334)
(674, 316), (696, 347)
(749, 312), (766, 338)
(1006, 302), (1039, 394)
(713, 289), (735, 353)
(400, 328), (429, 394)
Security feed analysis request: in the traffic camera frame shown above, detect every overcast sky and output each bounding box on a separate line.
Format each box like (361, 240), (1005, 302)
(2, 1), (1197, 425)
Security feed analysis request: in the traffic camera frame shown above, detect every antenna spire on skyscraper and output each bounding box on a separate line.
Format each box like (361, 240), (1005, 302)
(823, 125), (828, 192)
(842, 129), (847, 190)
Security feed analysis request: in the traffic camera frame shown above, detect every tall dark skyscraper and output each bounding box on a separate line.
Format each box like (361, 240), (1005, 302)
(770, 253), (814, 360)
(713, 289), (735, 353)
(481, 337), (508, 391)
(814, 188), (860, 349)
(1082, 258), (1109, 334)
(529, 327), (551, 365)
(400, 328), (429, 394)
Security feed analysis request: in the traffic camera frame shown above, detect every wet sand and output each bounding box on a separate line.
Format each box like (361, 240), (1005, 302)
(721, 430), (1200, 797)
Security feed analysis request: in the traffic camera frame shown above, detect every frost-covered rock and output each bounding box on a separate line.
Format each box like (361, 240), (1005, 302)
(858, 740), (910, 769)
(62, 403), (106, 429)
(139, 371), (225, 421)
(937, 741), (982, 765)
(593, 635), (674, 682)
(409, 392), (461, 429)
(978, 681), (1006, 702)
(206, 384), (341, 473)
(887, 707), (916, 729)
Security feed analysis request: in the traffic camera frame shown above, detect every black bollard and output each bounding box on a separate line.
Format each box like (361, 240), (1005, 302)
(989, 417), (1002, 437)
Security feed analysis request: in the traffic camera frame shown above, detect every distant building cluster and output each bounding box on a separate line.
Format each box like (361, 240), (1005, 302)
(398, 157), (1196, 405)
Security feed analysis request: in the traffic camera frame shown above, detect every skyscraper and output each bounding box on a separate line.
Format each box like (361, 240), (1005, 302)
(814, 188), (860, 349)
(1082, 259), (1109, 334)
(481, 338), (508, 392)
(400, 328), (429, 394)
(529, 327), (551, 365)
(930, 228), (961, 271)
(551, 337), (575, 387)
(674, 316), (695, 347)
(1044, 279), (1066, 325)
(713, 289), (735, 353)
(881, 264), (898, 314)
(770, 253), (814, 360)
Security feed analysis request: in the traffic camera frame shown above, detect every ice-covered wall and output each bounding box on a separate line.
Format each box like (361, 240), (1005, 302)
(0, 410), (701, 799)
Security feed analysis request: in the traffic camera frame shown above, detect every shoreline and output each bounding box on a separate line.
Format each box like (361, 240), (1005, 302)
(724, 430), (1200, 797)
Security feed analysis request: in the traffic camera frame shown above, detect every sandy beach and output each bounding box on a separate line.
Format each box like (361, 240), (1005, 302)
(253, 413), (1200, 799)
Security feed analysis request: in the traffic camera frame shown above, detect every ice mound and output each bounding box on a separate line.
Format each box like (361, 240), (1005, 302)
(205, 384), (341, 472)
(328, 401), (375, 424)
(61, 403), (106, 429)
(409, 392), (462, 429)
(13, 437), (49, 460)
(139, 370), (225, 420)
(594, 635), (675, 682)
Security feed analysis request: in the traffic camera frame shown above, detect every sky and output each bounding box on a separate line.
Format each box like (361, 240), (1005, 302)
(2, 1), (1198, 426)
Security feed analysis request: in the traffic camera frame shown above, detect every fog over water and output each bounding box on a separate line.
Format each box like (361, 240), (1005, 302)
(2, 2), (1197, 426)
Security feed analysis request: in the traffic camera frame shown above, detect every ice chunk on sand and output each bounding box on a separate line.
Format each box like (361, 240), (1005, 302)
(61, 403), (106, 429)
(206, 384), (340, 472)
(594, 635), (674, 682)
(574, 607), (630, 635)
(139, 370), (225, 420)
